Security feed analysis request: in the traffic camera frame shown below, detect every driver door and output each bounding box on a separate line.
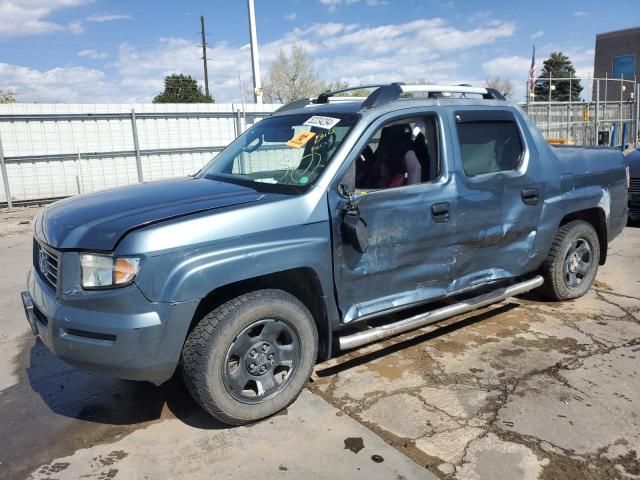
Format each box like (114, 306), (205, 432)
(328, 112), (458, 324)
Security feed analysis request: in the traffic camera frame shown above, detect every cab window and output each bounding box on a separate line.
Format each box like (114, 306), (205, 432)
(355, 116), (440, 190)
(455, 110), (524, 177)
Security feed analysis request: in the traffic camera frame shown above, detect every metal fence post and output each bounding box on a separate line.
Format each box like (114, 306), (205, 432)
(130, 109), (144, 183)
(635, 83), (640, 149)
(75, 151), (83, 194)
(546, 73), (552, 138)
(234, 107), (248, 174)
(0, 130), (12, 208)
(594, 80), (600, 145)
(234, 108), (242, 139)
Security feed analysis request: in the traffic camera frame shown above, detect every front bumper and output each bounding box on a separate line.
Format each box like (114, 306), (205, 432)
(22, 267), (198, 385)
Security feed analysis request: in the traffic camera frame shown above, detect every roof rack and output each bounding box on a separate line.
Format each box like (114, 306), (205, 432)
(274, 83), (506, 114)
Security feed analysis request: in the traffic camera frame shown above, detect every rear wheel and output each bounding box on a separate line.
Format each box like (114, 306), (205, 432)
(542, 220), (600, 301)
(181, 289), (318, 425)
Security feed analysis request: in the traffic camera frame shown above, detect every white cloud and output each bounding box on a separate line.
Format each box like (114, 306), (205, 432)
(530, 30), (544, 39)
(1, 17), (518, 103)
(0, 63), (121, 103)
(284, 12), (297, 21)
(574, 10), (588, 16)
(319, 0), (387, 12)
(483, 56), (531, 78)
(86, 12), (133, 22)
(78, 49), (108, 59)
(68, 20), (84, 34)
(0, 0), (90, 37)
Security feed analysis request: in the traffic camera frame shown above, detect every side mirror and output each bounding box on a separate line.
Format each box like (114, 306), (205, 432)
(342, 209), (369, 254)
(338, 161), (356, 198)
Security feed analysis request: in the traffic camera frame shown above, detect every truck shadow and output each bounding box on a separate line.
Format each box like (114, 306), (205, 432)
(21, 339), (225, 430)
(0, 339), (226, 479)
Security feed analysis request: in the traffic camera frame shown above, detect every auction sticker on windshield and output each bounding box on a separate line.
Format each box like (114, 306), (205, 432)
(304, 116), (341, 130)
(287, 131), (316, 148)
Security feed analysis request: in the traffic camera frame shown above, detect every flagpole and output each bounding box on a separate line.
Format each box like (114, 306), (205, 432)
(528, 45), (536, 105)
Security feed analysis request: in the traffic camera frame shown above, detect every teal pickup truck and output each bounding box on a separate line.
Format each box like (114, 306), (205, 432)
(22, 83), (629, 425)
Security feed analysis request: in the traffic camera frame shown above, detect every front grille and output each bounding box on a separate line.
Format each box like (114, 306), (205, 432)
(33, 239), (60, 289)
(630, 178), (640, 194)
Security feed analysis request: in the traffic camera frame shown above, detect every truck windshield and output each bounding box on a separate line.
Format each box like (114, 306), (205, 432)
(198, 113), (359, 192)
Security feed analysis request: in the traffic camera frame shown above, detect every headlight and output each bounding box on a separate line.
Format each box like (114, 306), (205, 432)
(80, 254), (141, 289)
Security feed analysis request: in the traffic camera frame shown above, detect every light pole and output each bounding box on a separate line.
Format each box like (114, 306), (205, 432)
(247, 0), (263, 105)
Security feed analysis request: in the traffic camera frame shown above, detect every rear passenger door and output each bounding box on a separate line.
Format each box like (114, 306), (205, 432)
(452, 109), (543, 287)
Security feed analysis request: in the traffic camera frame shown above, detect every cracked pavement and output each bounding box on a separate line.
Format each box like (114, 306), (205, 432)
(309, 225), (640, 479)
(1, 208), (639, 479)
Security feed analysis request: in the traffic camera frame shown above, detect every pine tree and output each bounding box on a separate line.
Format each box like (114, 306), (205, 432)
(153, 74), (214, 103)
(533, 52), (583, 102)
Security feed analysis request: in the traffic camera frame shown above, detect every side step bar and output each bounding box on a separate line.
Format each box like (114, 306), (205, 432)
(338, 275), (544, 351)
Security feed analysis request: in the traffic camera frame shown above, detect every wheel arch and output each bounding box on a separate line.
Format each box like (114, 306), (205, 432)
(187, 267), (333, 361)
(558, 207), (608, 265)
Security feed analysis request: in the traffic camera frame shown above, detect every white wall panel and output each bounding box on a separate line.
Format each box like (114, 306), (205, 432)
(0, 103), (279, 203)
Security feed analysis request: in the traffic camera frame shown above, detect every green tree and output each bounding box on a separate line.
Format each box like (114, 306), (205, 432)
(533, 52), (582, 102)
(153, 74), (213, 103)
(0, 90), (16, 104)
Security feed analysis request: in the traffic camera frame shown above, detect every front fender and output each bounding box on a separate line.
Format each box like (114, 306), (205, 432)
(135, 222), (335, 305)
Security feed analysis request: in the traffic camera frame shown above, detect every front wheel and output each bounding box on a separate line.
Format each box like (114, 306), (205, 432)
(542, 220), (600, 301)
(181, 289), (318, 425)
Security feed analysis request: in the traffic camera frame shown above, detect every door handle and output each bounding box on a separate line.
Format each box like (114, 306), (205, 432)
(431, 202), (450, 223)
(521, 188), (539, 206)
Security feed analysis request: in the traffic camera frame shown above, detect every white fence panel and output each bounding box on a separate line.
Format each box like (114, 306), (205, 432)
(0, 103), (279, 205)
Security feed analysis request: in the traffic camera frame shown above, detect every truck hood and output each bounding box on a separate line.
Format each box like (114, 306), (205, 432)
(35, 178), (265, 251)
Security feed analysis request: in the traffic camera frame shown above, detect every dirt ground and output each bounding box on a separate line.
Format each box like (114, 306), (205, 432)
(0, 207), (39, 238)
(1, 207), (639, 479)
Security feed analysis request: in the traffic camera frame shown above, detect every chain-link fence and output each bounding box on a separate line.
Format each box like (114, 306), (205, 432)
(522, 77), (640, 148)
(0, 103), (279, 207)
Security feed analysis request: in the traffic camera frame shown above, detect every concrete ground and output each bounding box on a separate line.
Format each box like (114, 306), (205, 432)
(1, 208), (639, 479)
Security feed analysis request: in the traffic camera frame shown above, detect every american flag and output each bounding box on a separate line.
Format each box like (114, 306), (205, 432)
(528, 46), (536, 95)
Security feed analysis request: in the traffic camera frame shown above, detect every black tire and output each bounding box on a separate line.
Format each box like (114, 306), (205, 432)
(542, 220), (600, 301)
(181, 289), (318, 425)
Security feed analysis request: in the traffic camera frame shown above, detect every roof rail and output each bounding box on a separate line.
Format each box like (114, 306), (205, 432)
(273, 98), (311, 113)
(273, 83), (506, 114)
(315, 84), (388, 104)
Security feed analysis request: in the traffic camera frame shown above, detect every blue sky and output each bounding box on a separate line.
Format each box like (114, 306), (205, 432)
(0, 0), (637, 103)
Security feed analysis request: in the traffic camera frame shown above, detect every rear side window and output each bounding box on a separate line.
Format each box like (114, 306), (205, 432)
(455, 111), (524, 176)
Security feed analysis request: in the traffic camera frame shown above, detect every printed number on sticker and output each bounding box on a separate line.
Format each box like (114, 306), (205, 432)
(303, 116), (341, 130)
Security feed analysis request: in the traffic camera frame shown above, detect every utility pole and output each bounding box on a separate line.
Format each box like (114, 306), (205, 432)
(247, 0), (263, 105)
(200, 15), (210, 98)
